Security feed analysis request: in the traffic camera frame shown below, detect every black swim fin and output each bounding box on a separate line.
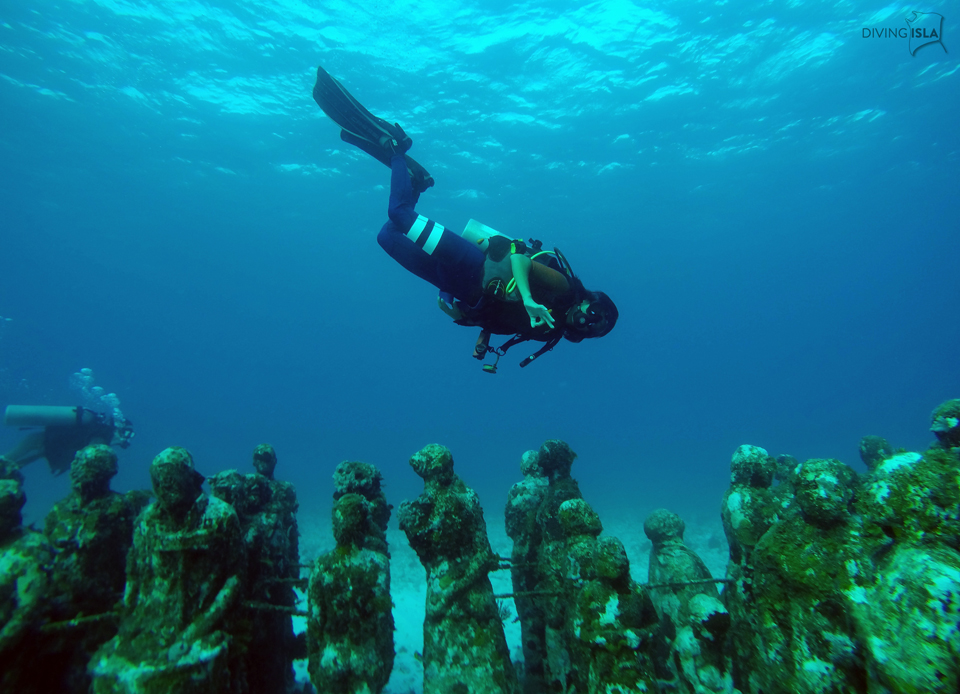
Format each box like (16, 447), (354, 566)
(313, 66), (435, 194)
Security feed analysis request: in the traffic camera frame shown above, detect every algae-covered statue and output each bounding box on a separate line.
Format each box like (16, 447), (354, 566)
(44, 445), (149, 618)
(557, 498), (659, 694)
(645, 508), (733, 694)
(31, 445), (149, 693)
(399, 444), (519, 694)
(307, 460), (394, 693)
(719, 445), (784, 567)
(722, 401), (960, 694)
(208, 443), (300, 694)
(511, 440), (584, 693)
(0, 471), (55, 691)
(849, 403), (960, 693)
(505, 441), (659, 693)
(723, 448), (867, 693)
(857, 434), (893, 471)
(504, 449), (550, 692)
(89, 447), (246, 694)
(930, 398), (960, 449)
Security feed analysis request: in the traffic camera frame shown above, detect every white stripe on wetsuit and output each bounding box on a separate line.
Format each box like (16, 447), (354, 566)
(406, 214), (444, 256)
(406, 215), (428, 243)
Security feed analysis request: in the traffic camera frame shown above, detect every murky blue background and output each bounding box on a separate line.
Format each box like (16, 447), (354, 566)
(1, 0), (957, 527)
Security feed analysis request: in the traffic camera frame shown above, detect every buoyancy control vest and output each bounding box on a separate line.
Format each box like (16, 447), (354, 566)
(439, 220), (582, 369)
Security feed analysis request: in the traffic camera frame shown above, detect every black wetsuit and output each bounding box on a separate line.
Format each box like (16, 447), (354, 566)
(377, 153), (577, 342)
(377, 154), (485, 304)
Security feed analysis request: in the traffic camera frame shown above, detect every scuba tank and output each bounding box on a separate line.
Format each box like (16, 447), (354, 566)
(4, 405), (98, 428)
(462, 219), (521, 301)
(462, 219), (553, 302)
(461, 219), (511, 253)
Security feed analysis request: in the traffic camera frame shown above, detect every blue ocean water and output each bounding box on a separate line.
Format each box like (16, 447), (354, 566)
(1, 0), (957, 531)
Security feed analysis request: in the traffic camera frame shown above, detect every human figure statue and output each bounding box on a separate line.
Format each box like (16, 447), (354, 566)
(208, 444), (300, 694)
(307, 461), (393, 693)
(574, 532), (660, 694)
(0, 472), (54, 692)
(645, 508), (733, 694)
(505, 450), (550, 693)
(89, 447), (245, 694)
(29, 445), (149, 693)
(45, 445), (149, 617)
(552, 498), (660, 693)
(399, 444), (519, 694)
(720, 445), (781, 566)
(308, 495), (393, 690)
(505, 440), (583, 692)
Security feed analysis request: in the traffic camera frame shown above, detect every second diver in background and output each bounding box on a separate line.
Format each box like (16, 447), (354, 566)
(3, 405), (134, 475)
(312, 66), (618, 372)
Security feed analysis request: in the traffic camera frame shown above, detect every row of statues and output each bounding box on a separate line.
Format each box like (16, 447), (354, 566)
(307, 439), (732, 694)
(307, 398), (960, 693)
(0, 443), (300, 694)
(1, 397), (958, 692)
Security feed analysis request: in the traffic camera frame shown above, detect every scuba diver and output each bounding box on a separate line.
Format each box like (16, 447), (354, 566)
(2, 405), (134, 475)
(312, 66), (618, 372)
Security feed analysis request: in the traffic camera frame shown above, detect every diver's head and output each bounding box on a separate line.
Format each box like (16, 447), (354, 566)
(563, 290), (618, 343)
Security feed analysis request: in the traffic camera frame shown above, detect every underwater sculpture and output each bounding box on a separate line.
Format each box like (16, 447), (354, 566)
(0, 466), (54, 691)
(208, 444), (300, 694)
(44, 445), (149, 616)
(506, 441), (658, 693)
(557, 498), (660, 694)
(0, 395), (951, 693)
(89, 447), (247, 694)
(930, 398), (960, 448)
(644, 508), (733, 694)
(720, 445), (784, 568)
(722, 398), (960, 693)
(504, 449), (551, 693)
(509, 440), (585, 692)
(34, 445), (149, 693)
(307, 460), (394, 693)
(857, 435), (893, 470)
(399, 444), (519, 694)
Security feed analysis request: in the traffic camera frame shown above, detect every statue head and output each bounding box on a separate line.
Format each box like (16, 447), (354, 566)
(150, 447), (204, 516)
(253, 444), (277, 479)
(71, 444), (118, 504)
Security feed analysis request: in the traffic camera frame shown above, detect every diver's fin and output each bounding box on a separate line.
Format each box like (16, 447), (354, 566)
(339, 131), (434, 194)
(313, 66), (435, 193)
(313, 66), (409, 150)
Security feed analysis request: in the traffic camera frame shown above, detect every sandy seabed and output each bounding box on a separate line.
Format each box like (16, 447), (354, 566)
(292, 502), (730, 694)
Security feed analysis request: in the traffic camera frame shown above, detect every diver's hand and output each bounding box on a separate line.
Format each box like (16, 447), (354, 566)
(524, 299), (555, 329)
